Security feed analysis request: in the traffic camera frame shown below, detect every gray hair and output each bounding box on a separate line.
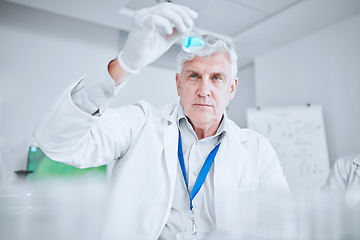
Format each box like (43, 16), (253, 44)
(177, 34), (238, 78)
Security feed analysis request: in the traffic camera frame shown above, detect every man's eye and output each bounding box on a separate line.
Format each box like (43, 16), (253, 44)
(213, 76), (222, 81)
(189, 74), (198, 79)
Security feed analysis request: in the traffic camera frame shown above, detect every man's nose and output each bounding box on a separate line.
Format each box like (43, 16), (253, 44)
(197, 78), (211, 97)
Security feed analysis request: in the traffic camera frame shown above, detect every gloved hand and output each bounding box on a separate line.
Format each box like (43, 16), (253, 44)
(118, 3), (198, 74)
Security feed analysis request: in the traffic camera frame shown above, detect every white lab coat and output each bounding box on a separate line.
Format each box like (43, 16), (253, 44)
(34, 82), (289, 240)
(322, 154), (360, 208)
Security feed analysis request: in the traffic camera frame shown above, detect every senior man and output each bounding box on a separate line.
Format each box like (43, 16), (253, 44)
(34, 3), (289, 240)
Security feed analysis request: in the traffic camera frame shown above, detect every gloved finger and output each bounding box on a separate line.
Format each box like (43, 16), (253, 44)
(166, 28), (184, 45)
(146, 14), (174, 35)
(153, 4), (197, 33)
(159, 3), (198, 21)
(154, 7), (191, 33)
(164, 3), (198, 29)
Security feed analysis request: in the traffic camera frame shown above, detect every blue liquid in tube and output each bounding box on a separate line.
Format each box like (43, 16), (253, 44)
(182, 36), (205, 53)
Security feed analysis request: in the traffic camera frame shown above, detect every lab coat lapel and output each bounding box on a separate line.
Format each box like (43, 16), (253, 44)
(355, 167), (360, 179)
(353, 156), (360, 179)
(214, 132), (249, 232)
(158, 108), (180, 234)
(163, 123), (178, 192)
(161, 103), (180, 201)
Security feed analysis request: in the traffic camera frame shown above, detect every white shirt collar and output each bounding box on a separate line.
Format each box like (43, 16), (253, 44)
(176, 104), (227, 143)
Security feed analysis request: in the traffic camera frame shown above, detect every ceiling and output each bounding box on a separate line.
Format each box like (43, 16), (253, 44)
(4, 0), (360, 68)
(121, 0), (302, 37)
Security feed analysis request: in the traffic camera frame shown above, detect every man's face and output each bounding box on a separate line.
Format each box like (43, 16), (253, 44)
(176, 53), (238, 128)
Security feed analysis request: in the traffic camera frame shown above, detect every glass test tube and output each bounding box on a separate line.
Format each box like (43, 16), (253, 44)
(182, 27), (205, 53)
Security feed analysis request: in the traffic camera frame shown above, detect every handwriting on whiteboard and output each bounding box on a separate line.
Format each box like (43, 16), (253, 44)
(247, 105), (330, 193)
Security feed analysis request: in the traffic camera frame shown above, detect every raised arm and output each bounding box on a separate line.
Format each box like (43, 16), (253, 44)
(33, 3), (197, 168)
(109, 2), (197, 85)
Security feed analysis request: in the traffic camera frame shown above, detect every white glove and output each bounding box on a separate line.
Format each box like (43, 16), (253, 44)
(118, 3), (198, 74)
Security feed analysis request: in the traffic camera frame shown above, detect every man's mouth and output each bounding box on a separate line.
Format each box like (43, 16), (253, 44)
(194, 103), (213, 107)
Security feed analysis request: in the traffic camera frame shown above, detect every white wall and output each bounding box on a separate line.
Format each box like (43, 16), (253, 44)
(0, 1), (119, 184)
(227, 66), (255, 128)
(110, 65), (180, 107)
(255, 13), (360, 165)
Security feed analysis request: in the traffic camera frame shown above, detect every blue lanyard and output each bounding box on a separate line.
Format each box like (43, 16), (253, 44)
(177, 130), (221, 211)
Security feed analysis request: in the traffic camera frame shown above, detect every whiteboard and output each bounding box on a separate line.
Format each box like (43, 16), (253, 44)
(247, 105), (330, 194)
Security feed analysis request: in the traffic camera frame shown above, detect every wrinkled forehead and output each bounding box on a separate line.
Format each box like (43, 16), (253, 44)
(181, 53), (232, 75)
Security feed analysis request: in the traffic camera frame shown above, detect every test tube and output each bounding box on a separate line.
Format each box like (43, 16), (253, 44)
(182, 27), (205, 53)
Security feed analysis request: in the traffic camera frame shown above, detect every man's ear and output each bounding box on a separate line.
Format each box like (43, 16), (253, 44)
(230, 77), (238, 100)
(176, 73), (181, 97)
